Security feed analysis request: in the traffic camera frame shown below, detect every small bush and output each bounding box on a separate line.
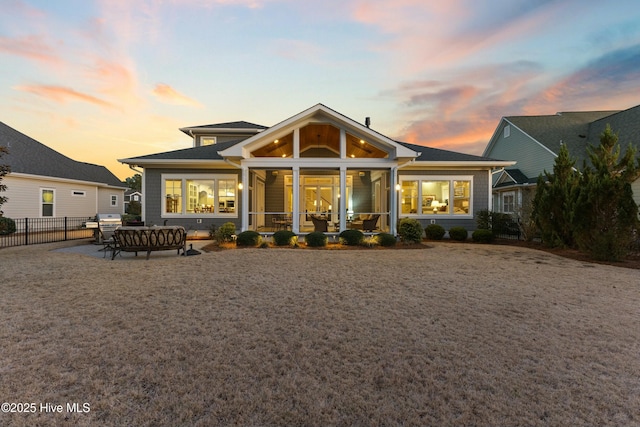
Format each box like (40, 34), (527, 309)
(339, 229), (364, 246)
(0, 217), (16, 235)
(472, 229), (494, 243)
(236, 230), (261, 247)
(305, 232), (327, 247)
(273, 230), (296, 246)
(376, 233), (397, 247)
(448, 226), (468, 241)
(424, 224), (445, 240)
(215, 222), (236, 243)
(398, 218), (423, 244)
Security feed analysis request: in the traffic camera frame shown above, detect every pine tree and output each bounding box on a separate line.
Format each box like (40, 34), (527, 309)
(0, 146), (10, 216)
(573, 125), (640, 261)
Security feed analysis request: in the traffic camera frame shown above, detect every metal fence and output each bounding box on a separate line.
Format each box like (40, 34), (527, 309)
(0, 217), (95, 248)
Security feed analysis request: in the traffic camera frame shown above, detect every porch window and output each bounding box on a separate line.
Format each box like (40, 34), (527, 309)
(163, 174), (237, 216)
(400, 176), (473, 217)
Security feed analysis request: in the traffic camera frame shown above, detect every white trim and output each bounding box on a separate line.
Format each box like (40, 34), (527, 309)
(398, 175), (474, 218)
(160, 173), (239, 218)
(40, 187), (55, 217)
(71, 190), (86, 197)
(9, 171), (126, 190)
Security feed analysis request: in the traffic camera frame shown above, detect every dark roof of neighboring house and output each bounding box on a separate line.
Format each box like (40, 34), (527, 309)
(0, 122), (125, 187)
(180, 121), (268, 136)
(505, 110), (620, 165)
(397, 141), (502, 162)
(126, 138), (243, 161)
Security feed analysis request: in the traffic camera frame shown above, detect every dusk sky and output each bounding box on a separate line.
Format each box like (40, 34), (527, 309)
(2, 0), (639, 180)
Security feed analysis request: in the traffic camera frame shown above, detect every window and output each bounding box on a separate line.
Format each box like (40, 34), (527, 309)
(162, 174), (237, 216)
(201, 136), (216, 146)
(504, 125), (510, 138)
(502, 192), (515, 213)
(110, 195), (118, 207)
(41, 189), (54, 217)
(400, 176), (472, 216)
(72, 190), (86, 197)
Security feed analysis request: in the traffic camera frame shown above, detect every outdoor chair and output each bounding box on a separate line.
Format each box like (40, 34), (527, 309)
(310, 215), (328, 232)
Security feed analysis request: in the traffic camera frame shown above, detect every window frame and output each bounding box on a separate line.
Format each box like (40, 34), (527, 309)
(200, 136), (217, 146)
(399, 175), (473, 218)
(41, 188), (55, 217)
(161, 173), (238, 218)
(110, 195), (118, 207)
(502, 191), (516, 214)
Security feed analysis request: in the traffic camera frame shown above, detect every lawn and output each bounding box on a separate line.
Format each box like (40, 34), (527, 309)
(0, 241), (638, 426)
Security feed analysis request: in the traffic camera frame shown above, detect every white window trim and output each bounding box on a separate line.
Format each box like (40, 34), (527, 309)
(502, 191), (516, 214)
(504, 125), (511, 138)
(72, 190), (86, 197)
(161, 173), (238, 218)
(41, 188), (55, 217)
(110, 195), (118, 207)
(200, 136), (217, 146)
(399, 175), (473, 218)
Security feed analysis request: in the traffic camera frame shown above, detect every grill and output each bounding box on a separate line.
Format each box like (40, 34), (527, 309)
(95, 213), (122, 243)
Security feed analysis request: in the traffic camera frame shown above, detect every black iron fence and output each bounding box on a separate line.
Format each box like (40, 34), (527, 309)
(0, 217), (95, 248)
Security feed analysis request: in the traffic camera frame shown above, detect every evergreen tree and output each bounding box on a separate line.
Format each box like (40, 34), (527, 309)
(573, 125), (640, 261)
(531, 143), (580, 247)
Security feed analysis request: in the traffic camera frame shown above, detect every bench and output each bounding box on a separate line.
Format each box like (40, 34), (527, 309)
(112, 226), (186, 260)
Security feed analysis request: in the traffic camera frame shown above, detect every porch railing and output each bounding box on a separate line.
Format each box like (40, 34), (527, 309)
(0, 217), (95, 248)
(248, 211), (389, 233)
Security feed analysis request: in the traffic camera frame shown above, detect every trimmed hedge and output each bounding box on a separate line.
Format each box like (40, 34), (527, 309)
(339, 229), (364, 246)
(236, 230), (261, 247)
(305, 232), (327, 247)
(472, 229), (494, 243)
(448, 226), (468, 241)
(398, 218), (423, 243)
(376, 233), (397, 247)
(216, 222), (236, 243)
(272, 230), (296, 246)
(424, 224), (445, 240)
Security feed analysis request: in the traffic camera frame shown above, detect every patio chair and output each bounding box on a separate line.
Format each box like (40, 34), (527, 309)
(362, 214), (380, 232)
(310, 214), (328, 232)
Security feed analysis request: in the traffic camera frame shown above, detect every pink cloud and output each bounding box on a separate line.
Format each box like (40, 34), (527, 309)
(13, 84), (115, 109)
(152, 83), (202, 107)
(0, 34), (62, 64)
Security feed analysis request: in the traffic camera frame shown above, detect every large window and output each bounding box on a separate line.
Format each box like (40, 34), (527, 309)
(400, 176), (472, 216)
(163, 174), (237, 216)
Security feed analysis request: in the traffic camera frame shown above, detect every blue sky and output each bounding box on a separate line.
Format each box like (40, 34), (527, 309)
(1, 0), (639, 179)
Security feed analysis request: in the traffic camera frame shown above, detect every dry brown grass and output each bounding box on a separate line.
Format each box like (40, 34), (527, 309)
(1, 240), (639, 426)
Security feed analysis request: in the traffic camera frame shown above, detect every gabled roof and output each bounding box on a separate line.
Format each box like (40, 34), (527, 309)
(179, 121), (267, 136)
(0, 122), (125, 188)
(397, 141), (505, 163)
(121, 138), (242, 163)
(493, 168), (535, 189)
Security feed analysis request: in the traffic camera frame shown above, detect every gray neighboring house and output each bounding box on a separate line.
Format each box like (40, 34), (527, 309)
(0, 122), (126, 219)
(483, 104), (640, 218)
(119, 103), (514, 236)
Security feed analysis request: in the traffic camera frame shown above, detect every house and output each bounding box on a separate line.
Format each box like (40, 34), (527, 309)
(124, 189), (143, 214)
(483, 104), (640, 217)
(118, 104), (514, 236)
(0, 122), (126, 219)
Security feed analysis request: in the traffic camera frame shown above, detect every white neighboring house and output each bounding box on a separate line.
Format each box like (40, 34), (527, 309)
(0, 122), (126, 219)
(124, 189), (143, 214)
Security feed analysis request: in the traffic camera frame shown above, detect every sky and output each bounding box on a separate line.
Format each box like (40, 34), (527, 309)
(1, 0), (639, 180)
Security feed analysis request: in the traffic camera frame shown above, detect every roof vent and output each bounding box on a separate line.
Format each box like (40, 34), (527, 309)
(365, 117), (371, 128)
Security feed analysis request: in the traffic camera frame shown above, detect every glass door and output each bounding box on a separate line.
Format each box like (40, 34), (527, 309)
(302, 177), (335, 229)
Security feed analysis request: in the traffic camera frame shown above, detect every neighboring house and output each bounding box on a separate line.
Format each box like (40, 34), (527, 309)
(119, 104), (514, 235)
(483, 104), (640, 217)
(0, 122), (126, 219)
(124, 189), (143, 213)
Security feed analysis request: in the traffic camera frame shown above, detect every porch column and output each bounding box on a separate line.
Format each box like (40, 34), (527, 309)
(241, 166), (249, 232)
(293, 128), (300, 158)
(390, 167), (398, 235)
(292, 166), (300, 233)
(339, 129), (346, 158)
(339, 166), (347, 231)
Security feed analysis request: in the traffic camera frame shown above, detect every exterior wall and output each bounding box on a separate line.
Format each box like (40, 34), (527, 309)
(97, 188), (125, 215)
(398, 169), (490, 231)
(486, 122), (556, 179)
(2, 174), (122, 218)
(144, 167), (242, 232)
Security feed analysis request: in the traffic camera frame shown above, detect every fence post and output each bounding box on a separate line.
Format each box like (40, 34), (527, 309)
(24, 217), (29, 246)
(64, 216), (68, 241)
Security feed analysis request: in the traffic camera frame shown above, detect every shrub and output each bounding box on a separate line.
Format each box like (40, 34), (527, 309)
(398, 218), (423, 244)
(305, 231), (327, 247)
(0, 217), (16, 235)
(273, 230), (296, 246)
(375, 233), (397, 247)
(472, 229), (494, 243)
(448, 226), (468, 241)
(339, 229), (364, 246)
(235, 230), (261, 247)
(424, 224), (445, 240)
(215, 222), (236, 243)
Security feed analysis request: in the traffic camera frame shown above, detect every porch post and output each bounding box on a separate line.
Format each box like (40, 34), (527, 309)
(241, 166), (249, 231)
(292, 166), (300, 233)
(390, 166), (398, 235)
(339, 166), (347, 231)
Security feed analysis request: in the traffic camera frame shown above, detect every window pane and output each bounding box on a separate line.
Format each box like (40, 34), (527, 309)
(42, 189), (54, 217)
(421, 181), (449, 214)
(186, 179), (215, 213)
(453, 181), (471, 214)
(165, 180), (182, 213)
(218, 179), (236, 213)
(401, 181), (418, 214)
